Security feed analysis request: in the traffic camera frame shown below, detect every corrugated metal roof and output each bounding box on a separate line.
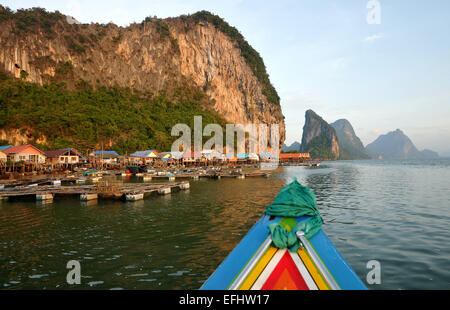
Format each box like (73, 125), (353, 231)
(259, 153), (274, 159)
(170, 152), (184, 159)
(93, 151), (119, 156)
(182, 152), (202, 159)
(44, 148), (82, 158)
(0, 145), (13, 151)
(279, 153), (310, 158)
(3, 145), (44, 155)
(236, 153), (249, 159)
(130, 150), (157, 158)
(248, 153), (260, 160)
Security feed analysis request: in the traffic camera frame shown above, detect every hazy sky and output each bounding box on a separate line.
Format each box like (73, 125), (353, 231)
(2, 0), (449, 155)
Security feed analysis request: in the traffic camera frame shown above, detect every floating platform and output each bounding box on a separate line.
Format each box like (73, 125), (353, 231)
(0, 182), (190, 202)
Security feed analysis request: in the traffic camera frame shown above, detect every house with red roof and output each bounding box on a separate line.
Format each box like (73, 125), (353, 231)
(182, 152), (204, 163)
(3, 145), (46, 164)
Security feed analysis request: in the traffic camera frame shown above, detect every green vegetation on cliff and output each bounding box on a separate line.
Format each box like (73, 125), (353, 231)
(0, 6), (63, 38)
(0, 6), (93, 54)
(304, 135), (337, 159)
(300, 110), (340, 160)
(186, 11), (280, 106)
(0, 7), (283, 153)
(0, 70), (227, 154)
(1, 6), (279, 109)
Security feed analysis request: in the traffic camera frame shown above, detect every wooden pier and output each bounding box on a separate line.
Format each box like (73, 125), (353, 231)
(0, 167), (273, 204)
(0, 181), (190, 202)
(148, 171), (271, 181)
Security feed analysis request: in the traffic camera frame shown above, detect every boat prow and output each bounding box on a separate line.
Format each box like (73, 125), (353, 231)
(201, 215), (366, 290)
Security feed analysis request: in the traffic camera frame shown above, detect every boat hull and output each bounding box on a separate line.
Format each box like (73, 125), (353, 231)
(201, 215), (366, 290)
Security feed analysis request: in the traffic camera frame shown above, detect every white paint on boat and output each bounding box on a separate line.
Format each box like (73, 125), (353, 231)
(126, 193), (144, 201)
(36, 193), (53, 201)
(158, 188), (171, 195)
(80, 194), (98, 201)
(179, 183), (190, 190)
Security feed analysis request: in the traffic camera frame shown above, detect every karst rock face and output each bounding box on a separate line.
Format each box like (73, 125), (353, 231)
(331, 119), (369, 159)
(300, 110), (340, 160)
(0, 8), (285, 147)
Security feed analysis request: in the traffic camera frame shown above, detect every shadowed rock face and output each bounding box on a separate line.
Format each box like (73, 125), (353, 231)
(0, 8), (285, 146)
(331, 119), (369, 159)
(366, 129), (439, 159)
(300, 110), (340, 159)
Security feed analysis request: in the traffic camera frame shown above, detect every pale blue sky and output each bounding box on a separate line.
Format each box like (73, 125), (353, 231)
(2, 0), (450, 155)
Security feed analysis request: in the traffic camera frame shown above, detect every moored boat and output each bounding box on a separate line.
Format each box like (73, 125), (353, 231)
(201, 179), (366, 290)
(83, 170), (99, 176)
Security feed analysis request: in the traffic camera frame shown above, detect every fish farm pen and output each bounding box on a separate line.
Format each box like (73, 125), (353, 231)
(0, 168), (273, 203)
(0, 181), (190, 203)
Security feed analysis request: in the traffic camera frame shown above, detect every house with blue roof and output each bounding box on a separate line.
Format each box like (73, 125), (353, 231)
(0, 145), (13, 151)
(236, 153), (249, 160)
(129, 150), (158, 164)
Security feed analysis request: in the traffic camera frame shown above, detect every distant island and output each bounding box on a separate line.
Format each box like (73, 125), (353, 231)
(281, 141), (301, 153)
(287, 109), (440, 160)
(293, 109), (370, 160)
(299, 110), (341, 160)
(365, 129), (440, 160)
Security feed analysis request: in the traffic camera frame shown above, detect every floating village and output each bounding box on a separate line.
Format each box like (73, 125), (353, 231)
(0, 144), (317, 203)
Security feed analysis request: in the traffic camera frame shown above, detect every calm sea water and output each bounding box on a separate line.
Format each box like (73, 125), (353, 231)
(0, 159), (449, 290)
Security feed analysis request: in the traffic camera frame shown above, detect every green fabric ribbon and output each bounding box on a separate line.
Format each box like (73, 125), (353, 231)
(265, 178), (323, 252)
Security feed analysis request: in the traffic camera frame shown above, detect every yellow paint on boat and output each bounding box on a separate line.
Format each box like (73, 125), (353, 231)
(278, 217), (297, 231)
(298, 248), (330, 290)
(238, 216), (331, 290)
(280, 217), (330, 289)
(239, 246), (278, 290)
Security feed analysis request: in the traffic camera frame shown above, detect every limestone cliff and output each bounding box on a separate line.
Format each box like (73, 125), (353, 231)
(0, 7), (285, 148)
(331, 119), (369, 159)
(300, 110), (340, 159)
